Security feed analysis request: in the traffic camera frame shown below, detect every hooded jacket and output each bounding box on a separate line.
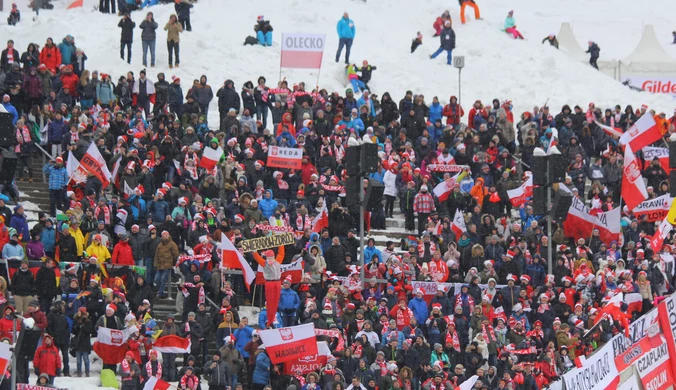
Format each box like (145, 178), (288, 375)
(257, 189), (278, 219)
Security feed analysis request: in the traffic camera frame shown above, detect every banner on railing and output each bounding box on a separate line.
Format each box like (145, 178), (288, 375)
(562, 339), (620, 390)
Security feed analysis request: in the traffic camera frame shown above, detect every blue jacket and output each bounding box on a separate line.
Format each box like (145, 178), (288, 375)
(380, 329), (405, 347)
(429, 102), (443, 124)
(233, 325), (253, 358)
(519, 207), (541, 229)
(96, 81), (116, 105)
(48, 118), (68, 144)
(352, 117), (365, 134)
(57, 37), (75, 65)
(1, 103), (18, 125)
(148, 199), (170, 222)
(258, 190), (278, 219)
(10, 213), (29, 242)
(258, 308), (282, 329)
(504, 16), (516, 30)
(2, 242), (24, 259)
(279, 287), (300, 312)
(41, 226), (56, 253)
(364, 245), (382, 263)
(43, 165), (69, 190)
(357, 97), (376, 118)
(408, 297), (428, 325)
(168, 84), (184, 106)
(337, 17), (356, 39)
(252, 352), (271, 385)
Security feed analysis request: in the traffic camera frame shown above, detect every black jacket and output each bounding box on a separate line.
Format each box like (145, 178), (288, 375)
(118, 17), (136, 42)
(139, 19), (158, 41)
(0, 48), (20, 72)
(71, 316), (94, 352)
(36, 265), (59, 298)
(47, 308), (70, 347)
(440, 27), (456, 50)
(128, 277), (152, 311)
(217, 81), (240, 113)
(11, 268), (35, 296)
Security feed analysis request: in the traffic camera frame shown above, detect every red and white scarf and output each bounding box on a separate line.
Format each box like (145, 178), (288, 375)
(376, 360), (387, 376)
(180, 374), (199, 390)
(277, 178), (289, 190)
(94, 205), (111, 225)
(6, 49), (13, 65)
(121, 358), (132, 378)
(181, 283), (205, 305)
(445, 329), (460, 351)
(184, 160), (199, 180)
(145, 359), (162, 378)
(69, 130), (79, 143)
(482, 324), (496, 342)
(333, 144), (345, 161)
(15, 126), (31, 153)
(295, 214), (312, 231)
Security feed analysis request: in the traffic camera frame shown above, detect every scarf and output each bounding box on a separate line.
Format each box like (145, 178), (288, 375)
(446, 329), (460, 351)
(482, 324), (496, 342)
(322, 183), (344, 192)
(15, 126), (31, 153)
(185, 161), (199, 180)
(146, 359), (162, 378)
(376, 360), (387, 376)
(121, 359), (132, 377)
(6, 49), (13, 64)
(180, 374), (199, 390)
(294, 374), (306, 387)
(181, 283), (205, 305)
(94, 205), (111, 225)
(537, 303), (550, 314)
(69, 130), (79, 143)
(333, 144), (345, 161)
(295, 214), (312, 231)
(353, 344), (363, 358)
(277, 178), (289, 190)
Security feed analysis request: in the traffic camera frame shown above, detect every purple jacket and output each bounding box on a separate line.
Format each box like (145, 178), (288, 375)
(22, 73), (43, 99)
(26, 240), (45, 260)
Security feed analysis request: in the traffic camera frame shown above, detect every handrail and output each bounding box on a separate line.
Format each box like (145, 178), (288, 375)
(173, 265), (219, 311)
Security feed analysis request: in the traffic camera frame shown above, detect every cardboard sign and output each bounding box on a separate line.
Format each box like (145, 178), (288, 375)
(241, 232), (295, 253)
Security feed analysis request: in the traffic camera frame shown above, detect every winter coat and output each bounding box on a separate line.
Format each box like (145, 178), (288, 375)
(279, 287), (300, 312)
(139, 19), (158, 41)
(23, 73), (43, 99)
(46, 308), (70, 347)
(119, 17), (136, 42)
(11, 268), (35, 296)
(96, 81), (116, 105)
(48, 118), (68, 143)
(165, 21), (183, 42)
(190, 81), (214, 108)
(57, 38), (76, 65)
(9, 213), (29, 243)
(203, 359), (230, 387)
(252, 351), (271, 385)
(36, 265), (59, 298)
(217, 81), (240, 113)
(39, 45), (62, 73)
(408, 296), (428, 325)
(258, 191), (278, 219)
(337, 16), (356, 39)
(0, 48), (19, 72)
(439, 27), (456, 50)
(169, 83), (184, 106)
(71, 316), (94, 352)
(33, 336), (61, 376)
(154, 239), (179, 270)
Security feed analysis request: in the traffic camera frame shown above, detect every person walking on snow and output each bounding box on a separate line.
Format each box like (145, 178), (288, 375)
(503, 11), (524, 39)
(336, 12), (356, 64)
(252, 246), (285, 328)
(430, 20), (455, 65)
(459, 0), (481, 24)
(587, 41), (600, 69)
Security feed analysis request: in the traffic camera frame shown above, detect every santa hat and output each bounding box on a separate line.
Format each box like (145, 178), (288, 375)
(506, 274), (516, 282)
(506, 250), (515, 259)
(520, 275), (531, 283)
(553, 317), (561, 325)
(224, 335), (236, 345)
(126, 162), (136, 171)
(561, 276), (573, 284)
(512, 303), (522, 312)
(432, 303), (442, 311)
(546, 274), (555, 284)
(346, 302), (356, 311)
(143, 160), (152, 169)
(55, 156), (64, 164)
(135, 185), (144, 195)
(235, 214), (244, 222)
(323, 301), (332, 310)
(106, 304), (117, 312)
(283, 275), (293, 284)
(245, 148), (254, 155)
(255, 160), (264, 167)
(482, 294), (491, 302)
(484, 260), (494, 268)
(171, 75), (180, 83)
(415, 288), (424, 295)
(162, 182), (172, 190)
(574, 319), (585, 329)
(641, 104), (648, 110)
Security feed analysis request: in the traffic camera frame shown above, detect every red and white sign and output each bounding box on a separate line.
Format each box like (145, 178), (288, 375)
(427, 164), (469, 173)
(0, 342), (12, 377)
(622, 143), (649, 210)
(281, 33), (326, 69)
(199, 146), (224, 170)
(650, 219), (673, 251)
(633, 195), (672, 222)
(615, 335), (651, 373)
(82, 142), (112, 187)
(658, 295), (676, 379)
(143, 377), (171, 390)
(563, 197), (621, 244)
(221, 234), (255, 290)
(635, 336), (674, 390)
(563, 339), (620, 390)
(507, 174), (533, 207)
(258, 323), (318, 364)
(267, 146), (303, 169)
(626, 76), (676, 96)
(451, 209), (466, 238)
(283, 341), (332, 375)
(152, 335), (191, 354)
(93, 326), (138, 364)
(643, 147), (670, 172)
(256, 258), (303, 285)
(595, 121), (624, 138)
(620, 113), (661, 152)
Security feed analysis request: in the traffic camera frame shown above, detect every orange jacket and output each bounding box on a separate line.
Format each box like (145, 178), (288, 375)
(253, 245), (285, 267)
(39, 45), (62, 73)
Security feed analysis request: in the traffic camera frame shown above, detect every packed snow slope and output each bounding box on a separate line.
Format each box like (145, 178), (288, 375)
(3, 0), (676, 124)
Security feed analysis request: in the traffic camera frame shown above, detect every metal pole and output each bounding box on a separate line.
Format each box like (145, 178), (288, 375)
(359, 176), (365, 289)
(10, 315), (16, 390)
(546, 159), (553, 274)
(458, 68), (462, 108)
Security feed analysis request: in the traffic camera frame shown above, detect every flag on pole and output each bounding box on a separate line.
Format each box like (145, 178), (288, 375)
(258, 323), (319, 364)
(450, 209), (466, 238)
(152, 335), (191, 354)
(280, 33), (326, 69)
(93, 326), (138, 364)
(643, 146), (670, 171)
(433, 171), (466, 202)
(650, 219), (673, 251)
(81, 142), (112, 187)
(621, 143), (648, 211)
(507, 174), (533, 207)
(624, 293), (643, 315)
(123, 181), (135, 199)
(595, 121), (624, 138)
(143, 377), (171, 390)
(619, 114), (661, 151)
(311, 201), (328, 233)
(66, 151), (88, 184)
(458, 376), (480, 390)
(199, 146), (224, 170)
(221, 233), (255, 290)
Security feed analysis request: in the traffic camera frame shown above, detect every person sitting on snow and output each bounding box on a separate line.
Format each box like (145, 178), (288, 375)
(254, 15), (273, 47)
(7, 4), (20, 26)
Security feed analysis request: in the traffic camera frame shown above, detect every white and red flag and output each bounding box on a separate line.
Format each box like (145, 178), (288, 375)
(280, 33), (326, 69)
(595, 121), (624, 138)
(562, 197), (621, 244)
(143, 377), (171, 390)
(433, 171), (466, 202)
(620, 113), (661, 151)
(311, 201), (328, 233)
(507, 174), (533, 207)
(650, 219), (673, 252)
(643, 146), (670, 171)
(152, 335), (191, 354)
(256, 258), (303, 285)
(258, 323), (318, 364)
(66, 150), (88, 184)
(93, 326), (138, 364)
(220, 233), (255, 290)
(451, 209), (466, 238)
(199, 146), (224, 170)
(0, 342), (11, 376)
(283, 341), (333, 375)
(81, 142), (112, 187)
(624, 292), (643, 315)
(621, 143), (648, 211)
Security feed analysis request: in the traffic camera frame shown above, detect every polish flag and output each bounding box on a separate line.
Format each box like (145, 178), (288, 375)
(562, 197), (621, 244)
(110, 156), (122, 189)
(507, 174), (533, 207)
(143, 377), (171, 390)
(221, 233), (255, 290)
(93, 326), (138, 364)
(82, 143), (112, 187)
(283, 341), (333, 375)
(643, 146), (670, 172)
(595, 121), (624, 138)
(433, 171), (466, 202)
(0, 342), (11, 376)
(199, 146), (224, 170)
(152, 335), (191, 354)
(124, 181), (135, 199)
(624, 292), (643, 315)
(258, 323), (318, 364)
(458, 376), (480, 390)
(620, 113), (661, 151)
(280, 33), (326, 69)
(67, 0), (83, 9)
(650, 219), (673, 252)
(450, 209), (466, 238)
(66, 150), (88, 184)
(311, 201), (328, 233)
(621, 143), (648, 211)
(256, 258), (303, 285)
(632, 194), (672, 222)
(493, 306), (508, 324)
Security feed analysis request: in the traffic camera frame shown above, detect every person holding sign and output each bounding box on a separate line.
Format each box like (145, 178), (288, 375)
(252, 245), (285, 328)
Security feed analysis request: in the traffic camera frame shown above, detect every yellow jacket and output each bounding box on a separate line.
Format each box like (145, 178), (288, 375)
(86, 242), (111, 263)
(71, 228), (85, 257)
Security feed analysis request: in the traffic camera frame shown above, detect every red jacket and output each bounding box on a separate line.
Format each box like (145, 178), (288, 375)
(389, 305), (413, 330)
(34, 335), (62, 376)
(60, 70), (80, 97)
(468, 107), (487, 129)
(25, 309), (48, 331)
(0, 307), (21, 342)
(300, 161), (318, 185)
(433, 17), (445, 35)
(442, 102), (464, 125)
(112, 241), (134, 265)
(39, 45), (62, 73)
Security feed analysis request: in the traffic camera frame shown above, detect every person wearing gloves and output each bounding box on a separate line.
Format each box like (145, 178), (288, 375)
(252, 246), (285, 328)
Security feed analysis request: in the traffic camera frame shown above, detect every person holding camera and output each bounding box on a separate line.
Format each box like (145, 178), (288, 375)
(42, 156), (68, 217)
(118, 13), (135, 64)
(164, 14), (183, 69)
(203, 351), (231, 390)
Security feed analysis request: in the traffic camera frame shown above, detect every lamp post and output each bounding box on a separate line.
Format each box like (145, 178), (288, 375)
(532, 146), (564, 274)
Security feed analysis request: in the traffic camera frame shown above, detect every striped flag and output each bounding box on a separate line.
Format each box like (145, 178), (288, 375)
(258, 323), (318, 364)
(433, 171), (466, 202)
(152, 335), (191, 354)
(450, 209), (466, 238)
(595, 121), (624, 138)
(143, 377), (171, 390)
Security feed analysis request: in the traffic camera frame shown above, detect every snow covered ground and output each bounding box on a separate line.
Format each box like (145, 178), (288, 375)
(2, 0), (676, 128)
(2, 0), (676, 387)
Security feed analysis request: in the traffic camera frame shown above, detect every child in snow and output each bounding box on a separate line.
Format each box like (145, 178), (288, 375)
(7, 4), (20, 26)
(433, 11), (451, 36)
(254, 15), (273, 46)
(503, 11), (524, 39)
(542, 34), (559, 49)
(430, 20), (455, 65)
(355, 60), (376, 91)
(411, 32), (423, 53)
(346, 64), (365, 93)
(459, 0), (481, 24)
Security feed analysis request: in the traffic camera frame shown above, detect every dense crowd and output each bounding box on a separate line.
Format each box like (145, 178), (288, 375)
(0, 3), (675, 390)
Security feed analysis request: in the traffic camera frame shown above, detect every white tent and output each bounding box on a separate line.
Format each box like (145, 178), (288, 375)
(621, 24), (676, 73)
(557, 22), (618, 79)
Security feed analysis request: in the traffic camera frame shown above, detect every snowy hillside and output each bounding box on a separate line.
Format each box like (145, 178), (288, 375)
(2, 0), (676, 127)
